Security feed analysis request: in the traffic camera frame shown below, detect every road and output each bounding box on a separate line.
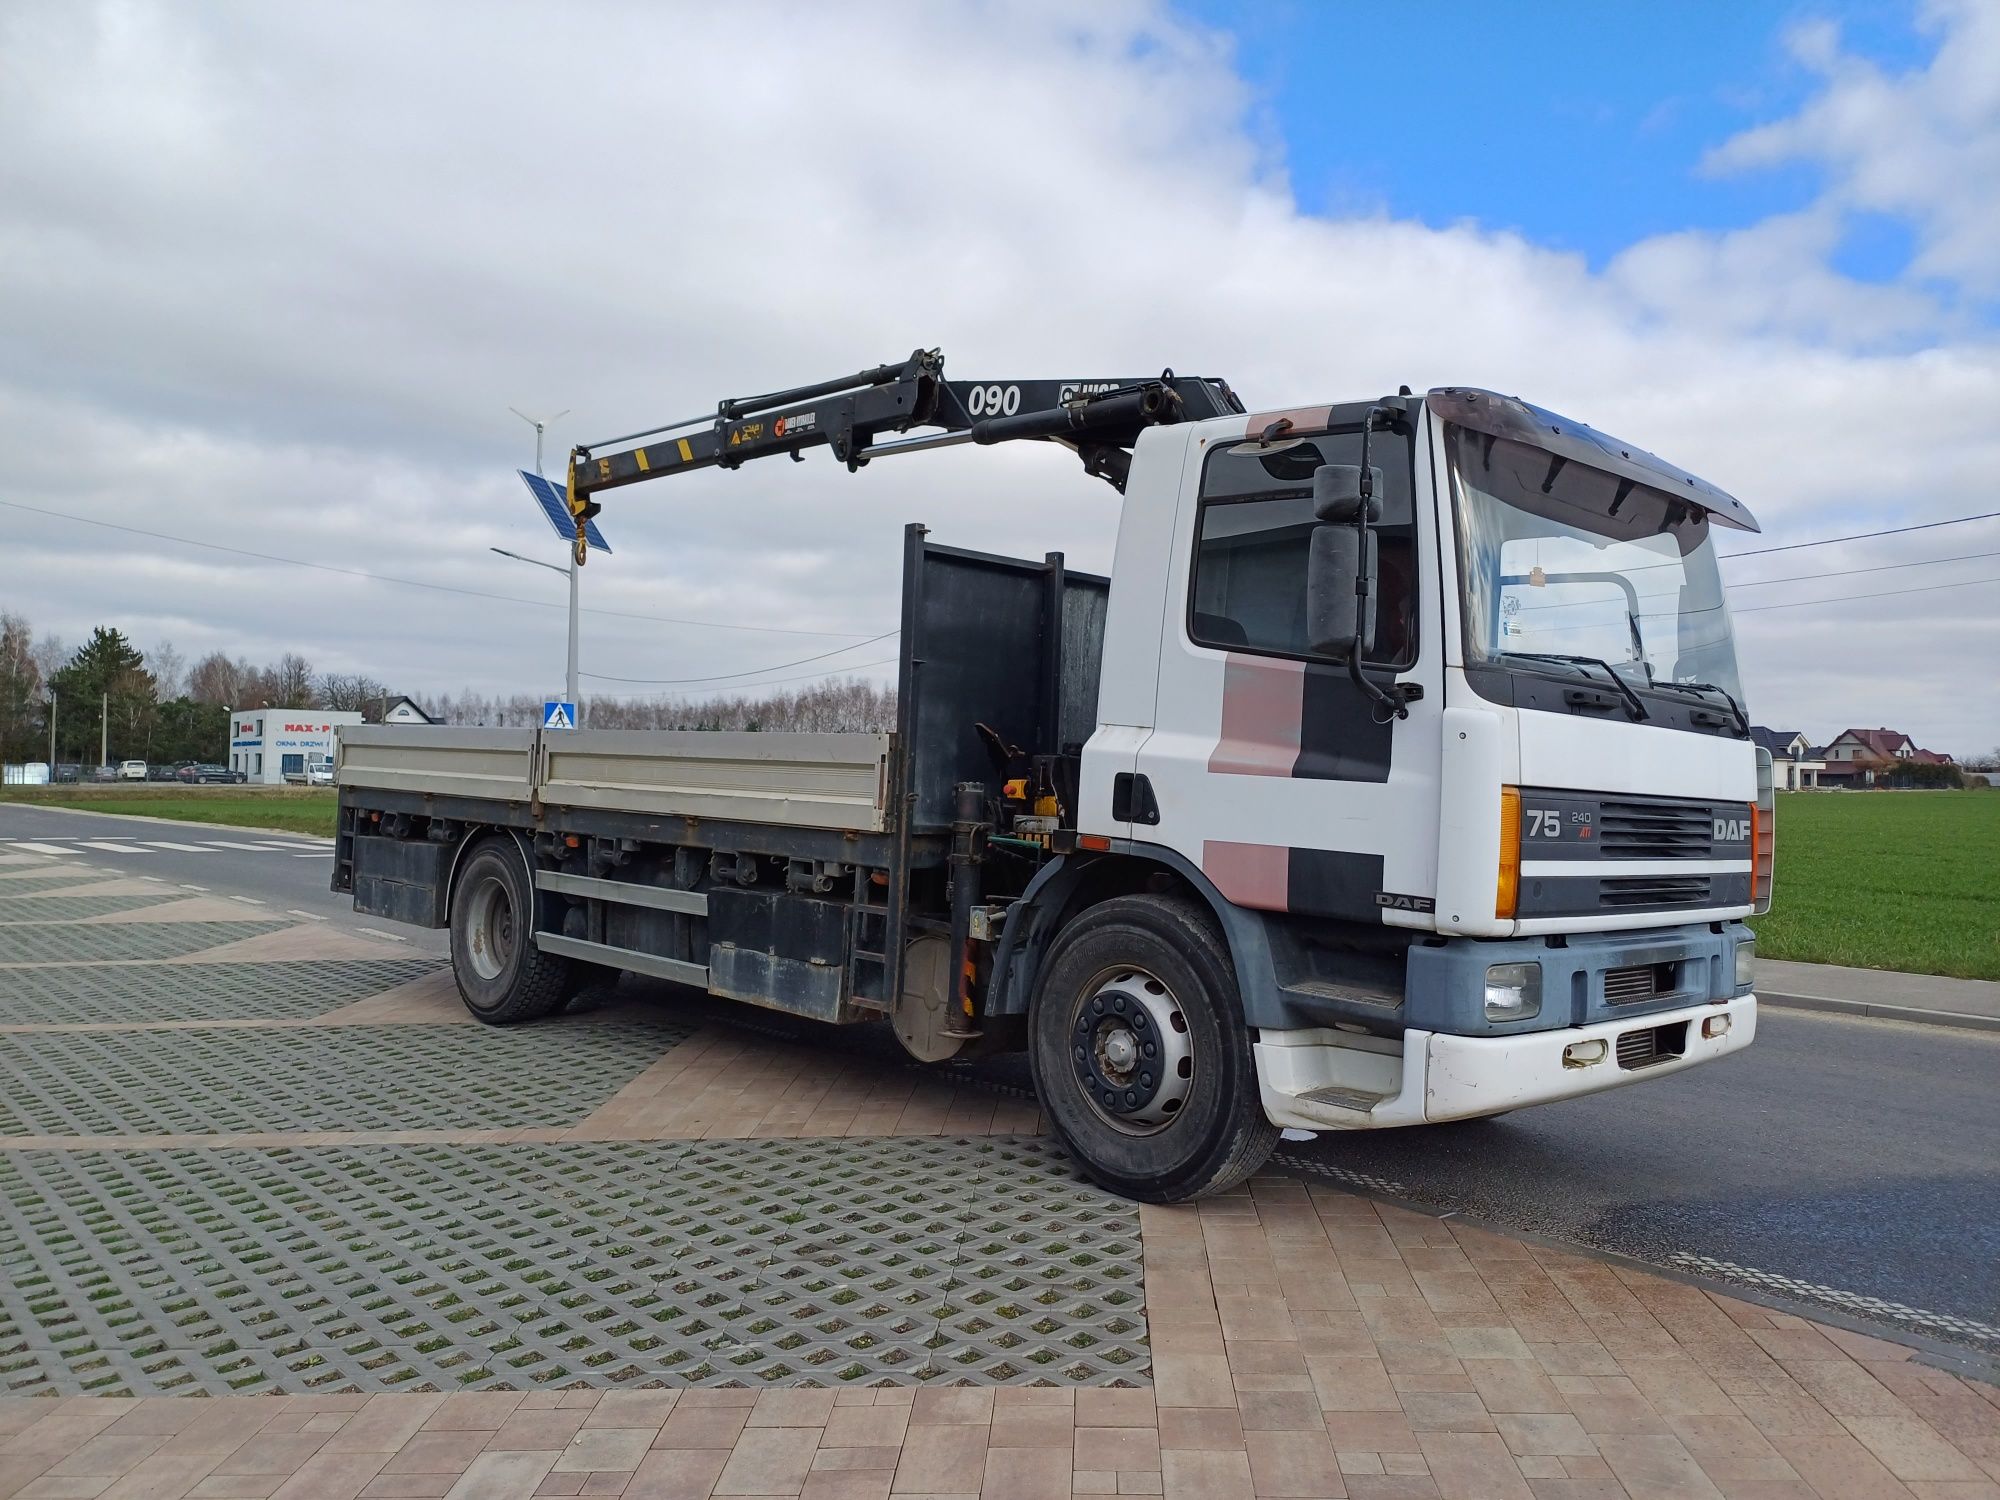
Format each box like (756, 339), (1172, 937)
(0, 802), (445, 952)
(5, 802), (1993, 1355)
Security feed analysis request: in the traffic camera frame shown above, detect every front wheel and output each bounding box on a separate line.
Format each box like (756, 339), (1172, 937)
(448, 838), (571, 1024)
(1029, 893), (1278, 1203)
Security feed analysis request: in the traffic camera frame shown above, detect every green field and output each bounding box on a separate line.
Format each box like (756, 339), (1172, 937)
(0, 784), (338, 837)
(1753, 790), (2000, 981)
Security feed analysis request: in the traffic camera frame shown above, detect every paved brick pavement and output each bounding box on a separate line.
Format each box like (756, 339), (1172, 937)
(1, 849), (1995, 1498)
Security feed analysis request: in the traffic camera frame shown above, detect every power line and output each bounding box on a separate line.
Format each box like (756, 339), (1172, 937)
(1721, 509), (2000, 561)
(579, 629), (900, 686)
(0, 498), (876, 640)
(1733, 574), (2000, 614)
(1727, 549), (2000, 590)
(626, 656), (900, 698)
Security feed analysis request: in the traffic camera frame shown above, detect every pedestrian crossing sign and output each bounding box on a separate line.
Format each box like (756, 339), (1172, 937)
(542, 701), (577, 731)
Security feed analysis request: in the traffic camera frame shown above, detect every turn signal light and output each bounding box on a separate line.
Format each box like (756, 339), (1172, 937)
(1703, 1015), (1732, 1040)
(1496, 786), (1521, 920)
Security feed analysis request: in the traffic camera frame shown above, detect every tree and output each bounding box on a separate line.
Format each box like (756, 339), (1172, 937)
(146, 640), (186, 701)
(48, 627), (155, 764)
(318, 672), (392, 717)
(0, 613), (44, 764)
(267, 653), (316, 707)
(187, 651), (245, 706)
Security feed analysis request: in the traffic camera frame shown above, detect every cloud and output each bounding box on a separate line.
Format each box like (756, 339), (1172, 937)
(0, 0), (1995, 753)
(1702, 0), (2000, 306)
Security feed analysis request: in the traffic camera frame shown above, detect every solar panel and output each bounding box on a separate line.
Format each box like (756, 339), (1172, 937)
(518, 470), (612, 554)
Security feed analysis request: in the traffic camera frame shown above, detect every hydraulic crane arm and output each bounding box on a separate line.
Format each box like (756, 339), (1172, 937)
(562, 349), (1242, 552)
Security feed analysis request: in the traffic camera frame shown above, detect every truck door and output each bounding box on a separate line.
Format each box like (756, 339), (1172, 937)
(1133, 405), (1446, 928)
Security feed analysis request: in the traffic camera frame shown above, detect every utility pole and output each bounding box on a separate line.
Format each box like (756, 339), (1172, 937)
(48, 689), (56, 768)
(507, 406), (578, 711)
(99, 691), (108, 768)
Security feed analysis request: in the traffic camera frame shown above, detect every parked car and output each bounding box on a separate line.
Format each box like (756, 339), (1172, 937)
(177, 763), (244, 785)
(146, 764), (179, 782)
(91, 765), (120, 782)
(54, 764), (81, 783)
(306, 762), (335, 787)
(117, 760), (148, 781)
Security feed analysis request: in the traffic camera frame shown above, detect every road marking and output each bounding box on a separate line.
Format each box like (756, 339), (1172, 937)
(229, 896), (266, 906)
(354, 928), (408, 942)
(137, 841), (220, 852)
(285, 909), (328, 921)
(292, 851), (334, 859)
(77, 841), (151, 853)
(179, 884), (209, 893)
(11, 843), (79, 855)
(204, 840), (291, 851)
(1668, 1251), (2000, 1351)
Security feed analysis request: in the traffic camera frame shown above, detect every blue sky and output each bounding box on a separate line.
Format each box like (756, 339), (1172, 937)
(1182, 0), (1931, 281)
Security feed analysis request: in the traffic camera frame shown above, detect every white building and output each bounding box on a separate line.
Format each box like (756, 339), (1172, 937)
(381, 695), (436, 725)
(228, 708), (364, 784)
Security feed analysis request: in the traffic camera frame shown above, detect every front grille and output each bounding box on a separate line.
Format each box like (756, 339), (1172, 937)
(1600, 875), (1712, 910)
(1616, 1021), (1688, 1070)
(1604, 963), (1669, 1004)
(1598, 798), (1715, 859)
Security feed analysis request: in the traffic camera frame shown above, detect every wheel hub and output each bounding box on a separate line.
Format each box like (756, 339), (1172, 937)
(1071, 968), (1193, 1131)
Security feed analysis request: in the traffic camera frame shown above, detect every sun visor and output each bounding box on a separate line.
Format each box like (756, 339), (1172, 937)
(1426, 388), (1758, 533)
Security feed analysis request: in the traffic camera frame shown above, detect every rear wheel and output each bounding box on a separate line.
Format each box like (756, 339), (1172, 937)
(449, 839), (571, 1024)
(1029, 893), (1278, 1202)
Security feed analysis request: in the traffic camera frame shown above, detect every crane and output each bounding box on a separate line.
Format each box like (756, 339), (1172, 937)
(561, 349), (1241, 560)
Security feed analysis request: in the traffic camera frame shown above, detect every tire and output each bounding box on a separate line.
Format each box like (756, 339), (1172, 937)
(1028, 893), (1279, 1203)
(448, 838), (571, 1025)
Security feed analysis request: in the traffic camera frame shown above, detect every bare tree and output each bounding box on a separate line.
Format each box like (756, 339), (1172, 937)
(186, 652), (244, 705)
(267, 653), (316, 707)
(318, 672), (392, 715)
(146, 640), (186, 701)
(29, 632), (66, 684)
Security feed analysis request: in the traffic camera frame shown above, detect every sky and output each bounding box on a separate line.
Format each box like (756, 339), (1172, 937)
(1, 0), (1996, 754)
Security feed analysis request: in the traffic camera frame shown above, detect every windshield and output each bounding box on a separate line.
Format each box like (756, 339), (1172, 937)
(1445, 423), (1743, 704)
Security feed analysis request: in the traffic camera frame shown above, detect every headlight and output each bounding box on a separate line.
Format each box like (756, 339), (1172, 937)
(1735, 936), (1756, 993)
(1484, 961), (1541, 1022)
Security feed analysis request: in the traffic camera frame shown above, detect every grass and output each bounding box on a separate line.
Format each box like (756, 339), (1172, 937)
(0, 783), (337, 838)
(1752, 790), (2000, 981)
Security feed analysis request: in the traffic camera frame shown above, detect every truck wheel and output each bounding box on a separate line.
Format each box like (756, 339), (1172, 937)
(449, 840), (570, 1025)
(1029, 894), (1278, 1203)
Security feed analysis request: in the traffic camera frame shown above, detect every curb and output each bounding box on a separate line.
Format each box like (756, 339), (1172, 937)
(3, 802), (334, 843)
(1760, 990), (2000, 1035)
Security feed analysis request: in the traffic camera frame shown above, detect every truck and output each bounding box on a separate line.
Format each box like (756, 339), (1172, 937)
(332, 351), (1772, 1202)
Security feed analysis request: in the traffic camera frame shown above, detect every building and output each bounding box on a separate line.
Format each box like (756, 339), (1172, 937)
(1817, 727), (1954, 788)
(380, 695), (436, 725)
(1749, 727), (1825, 790)
(227, 708), (364, 784)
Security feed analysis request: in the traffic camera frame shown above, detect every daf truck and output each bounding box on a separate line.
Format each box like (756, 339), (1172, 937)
(332, 352), (1772, 1201)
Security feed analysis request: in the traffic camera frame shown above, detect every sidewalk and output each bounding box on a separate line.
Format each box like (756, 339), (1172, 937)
(1760, 958), (2000, 1033)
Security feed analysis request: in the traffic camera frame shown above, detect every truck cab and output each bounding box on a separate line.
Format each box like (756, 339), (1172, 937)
(1072, 389), (1763, 1149)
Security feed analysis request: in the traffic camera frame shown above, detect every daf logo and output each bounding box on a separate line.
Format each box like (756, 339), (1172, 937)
(1715, 817), (1749, 842)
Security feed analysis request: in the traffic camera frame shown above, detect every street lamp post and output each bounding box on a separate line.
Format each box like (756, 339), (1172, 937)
(506, 407), (577, 711)
(491, 547), (578, 707)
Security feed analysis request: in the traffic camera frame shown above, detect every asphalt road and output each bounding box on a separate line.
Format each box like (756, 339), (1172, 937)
(0, 802), (445, 951)
(6, 802), (1992, 1353)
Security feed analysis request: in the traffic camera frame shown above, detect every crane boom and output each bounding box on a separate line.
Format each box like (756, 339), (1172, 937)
(562, 349), (1241, 554)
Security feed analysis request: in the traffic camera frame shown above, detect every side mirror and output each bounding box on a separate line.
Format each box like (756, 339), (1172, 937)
(1311, 464), (1381, 523)
(1306, 524), (1377, 661)
(1306, 464), (1380, 661)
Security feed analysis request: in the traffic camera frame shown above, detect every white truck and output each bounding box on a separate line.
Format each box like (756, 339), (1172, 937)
(333, 353), (1772, 1201)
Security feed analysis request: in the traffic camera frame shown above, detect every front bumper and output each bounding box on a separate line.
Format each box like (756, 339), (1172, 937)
(1256, 995), (1757, 1131)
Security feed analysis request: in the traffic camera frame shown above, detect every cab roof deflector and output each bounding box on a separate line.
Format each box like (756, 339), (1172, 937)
(1426, 387), (1759, 533)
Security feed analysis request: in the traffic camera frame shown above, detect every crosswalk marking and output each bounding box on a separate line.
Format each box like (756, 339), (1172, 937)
(205, 840), (291, 851)
(11, 843), (79, 855)
(77, 841), (151, 853)
(0, 836), (334, 858)
(137, 841), (222, 852)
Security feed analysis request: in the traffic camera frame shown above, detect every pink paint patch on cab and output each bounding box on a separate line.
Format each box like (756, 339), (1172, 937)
(1202, 840), (1289, 912)
(1209, 654), (1303, 777)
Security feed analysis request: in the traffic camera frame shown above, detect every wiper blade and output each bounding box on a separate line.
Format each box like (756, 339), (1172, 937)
(1653, 679), (1749, 734)
(1497, 651), (1649, 722)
